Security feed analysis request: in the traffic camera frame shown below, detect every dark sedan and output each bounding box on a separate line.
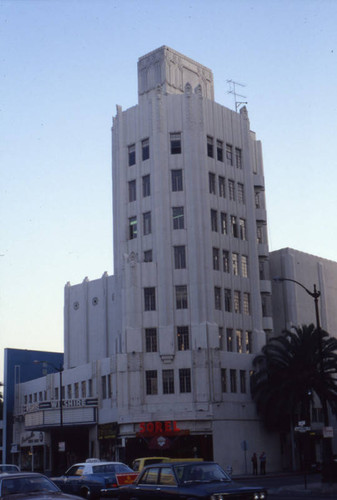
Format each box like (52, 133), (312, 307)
(0, 472), (81, 500)
(117, 461), (267, 500)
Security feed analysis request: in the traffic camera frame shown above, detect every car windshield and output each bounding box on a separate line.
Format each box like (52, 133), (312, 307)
(174, 463), (231, 484)
(0, 466), (19, 473)
(1, 476), (59, 495)
(92, 464), (131, 474)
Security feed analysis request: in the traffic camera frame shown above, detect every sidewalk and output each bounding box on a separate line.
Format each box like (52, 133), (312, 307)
(269, 481), (337, 497)
(233, 471), (337, 497)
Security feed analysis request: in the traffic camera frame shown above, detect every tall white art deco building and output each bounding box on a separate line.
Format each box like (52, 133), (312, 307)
(12, 47), (279, 474)
(108, 46), (275, 469)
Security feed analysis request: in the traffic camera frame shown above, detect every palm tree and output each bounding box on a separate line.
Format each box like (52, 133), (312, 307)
(250, 324), (337, 432)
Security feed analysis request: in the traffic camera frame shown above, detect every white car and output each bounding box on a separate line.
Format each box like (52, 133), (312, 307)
(51, 459), (136, 499)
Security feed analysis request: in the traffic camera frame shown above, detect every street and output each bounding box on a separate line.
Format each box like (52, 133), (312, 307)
(237, 472), (337, 499)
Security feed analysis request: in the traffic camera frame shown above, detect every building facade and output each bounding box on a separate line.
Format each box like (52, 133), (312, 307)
(10, 47), (280, 474)
(2, 348), (63, 469)
(270, 247), (337, 466)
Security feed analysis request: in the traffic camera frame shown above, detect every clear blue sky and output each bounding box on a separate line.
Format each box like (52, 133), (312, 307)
(1, 0), (337, 378)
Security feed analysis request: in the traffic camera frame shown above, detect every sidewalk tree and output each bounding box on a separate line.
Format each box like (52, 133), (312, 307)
(250, 324), (337, 431)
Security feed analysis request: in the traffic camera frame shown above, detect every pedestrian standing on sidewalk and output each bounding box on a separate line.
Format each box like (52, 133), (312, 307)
(259, 451), (266, 475)
(251, 453), (258, 475)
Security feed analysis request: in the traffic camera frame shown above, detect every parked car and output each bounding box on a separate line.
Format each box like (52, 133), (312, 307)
(51, 459), (136, 499)
(0, 465), (20, 473)
(117, 461), (267, 500)
(0, 472), (81, 499)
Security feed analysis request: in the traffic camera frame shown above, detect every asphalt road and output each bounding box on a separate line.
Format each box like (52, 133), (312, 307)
(236, 472), (337, 498)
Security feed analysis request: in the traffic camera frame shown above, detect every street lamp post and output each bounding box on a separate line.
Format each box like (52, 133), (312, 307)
(273, 277), (333, 480)
(34, 360), (65, 471)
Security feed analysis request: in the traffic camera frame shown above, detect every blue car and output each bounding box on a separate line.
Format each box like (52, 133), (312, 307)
(52, 459), (134, 499)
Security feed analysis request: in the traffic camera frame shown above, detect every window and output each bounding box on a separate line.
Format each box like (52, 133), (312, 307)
(177, 326), (189, 350)
(240, 370), (246, 393)
(179, 368), (191, 393)
(213, 247), (220, 270)
(226, 328), (233, 351)
(228, 180), (235, 200)
(240, 218), (247, 240)
(217, 140), (223, 162)
(170, 133), (181, 154)
(171, 169), (183, 191)
(235, 148), (242, 168)
(146, 370), (158, 395)
(144, 287), (156, 311)
(102, 376), (107, 399)
(257, 223), (264, 244)
(143, 212), (152, 235)
(174, 246), (186, 269)
(214, 287), (222, 310)
(128, 180), (136, 202)
(211, 209), (218, 232)
(144, 249), (153, 262)
(231, 215), (238, 238)
(142, 175), (150, 197)
(230, 369), (237, 393)
(219, 176), (226, 198)
(261, 293), (271, 317)
(219, 326), (224, 350)
(88, 379), (93, 397)
(81, 381), (86, 398)
(142, 138), (149, 161)
(220, 212), (227, 234)
(236, 329), (243, 353)
(223, 250), (230, 273)
(141, 468), (160, 484)
(158, 467), (176, 485)
(207, 136), (214, 157)
(241, 255), (248, 278)
(108, 375), (112, 398)
(234, 290), (241, 313)
(176, 285), (188, 309)
(221, 368), (227, 392)
(172, 207), (184, 229)
(163, 370), (174, 394)
(226, 144), (233, 165)
(232, 253), (239, 275)
(128, 144), (136, 166)
(255, 191), (261, 208)
(67, 384), (72, 399)
(129, 216), (137, 239)
(245, 330), (252, 354)
(238, 183), (245, 204)
(145, 328), (157, 352)
(243, 292), (250, 315)
(74, 382), (79, 398)
(209, 172), (216, 194)
(224, 289), (232, 312)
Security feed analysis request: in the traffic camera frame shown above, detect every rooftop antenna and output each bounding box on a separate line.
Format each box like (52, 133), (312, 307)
(226, 79), (247, 112)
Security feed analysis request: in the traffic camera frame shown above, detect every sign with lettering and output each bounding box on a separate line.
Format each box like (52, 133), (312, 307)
(20, 431), (45, 447)
(138, 421), (187, 436)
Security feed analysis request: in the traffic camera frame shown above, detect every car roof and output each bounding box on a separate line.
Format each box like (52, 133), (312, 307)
(72, 461), (125, 467)
(0, 472), (46, 479)
(144, 461), (215, 468)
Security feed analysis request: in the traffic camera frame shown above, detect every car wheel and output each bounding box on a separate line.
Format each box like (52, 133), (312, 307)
(80, 486), (92, 499)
